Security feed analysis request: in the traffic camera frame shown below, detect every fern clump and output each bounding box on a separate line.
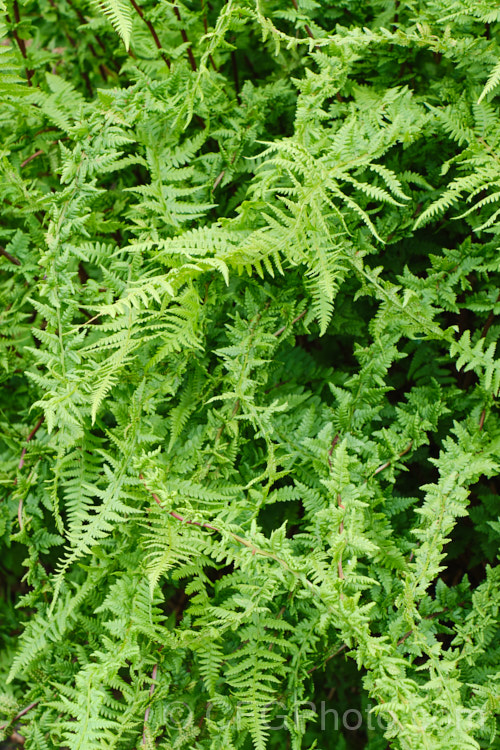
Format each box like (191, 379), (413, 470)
(0, 0), (499, 748)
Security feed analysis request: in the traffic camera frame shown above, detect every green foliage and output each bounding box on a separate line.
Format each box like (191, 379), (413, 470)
(0, 0), (499, 749)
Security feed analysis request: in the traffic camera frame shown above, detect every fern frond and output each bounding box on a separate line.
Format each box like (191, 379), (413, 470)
(90, 0), (133, 49)
(478, 59), (500, 104)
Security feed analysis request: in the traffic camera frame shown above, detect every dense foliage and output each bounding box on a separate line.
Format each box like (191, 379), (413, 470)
(1, 0), (500, 748)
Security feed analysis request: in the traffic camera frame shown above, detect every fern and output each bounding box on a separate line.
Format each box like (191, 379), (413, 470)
(478, 59), (500, 104)
(90, 0), (133, 49)
(1, 0), (500, 748)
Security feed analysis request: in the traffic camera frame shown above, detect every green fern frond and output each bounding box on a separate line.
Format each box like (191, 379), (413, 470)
(90, 0), (133, 49)
(478, 59), (500, 104)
